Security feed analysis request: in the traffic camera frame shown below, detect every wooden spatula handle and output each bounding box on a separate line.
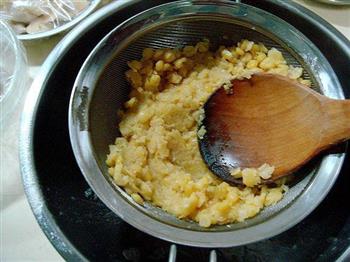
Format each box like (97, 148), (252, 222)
(322, 98), (350, 146)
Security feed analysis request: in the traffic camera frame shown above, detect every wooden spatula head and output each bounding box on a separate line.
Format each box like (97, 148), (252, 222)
(199, 73), (350, 184)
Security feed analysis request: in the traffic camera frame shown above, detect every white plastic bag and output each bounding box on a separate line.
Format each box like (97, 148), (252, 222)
(0, 0), (90, 34)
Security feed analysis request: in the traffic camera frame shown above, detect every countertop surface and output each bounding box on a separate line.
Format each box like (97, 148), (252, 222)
(1, 0), (349, 261)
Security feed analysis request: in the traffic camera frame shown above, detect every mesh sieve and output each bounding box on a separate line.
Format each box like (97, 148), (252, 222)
(69, 0), (344, 247)
(90, 18), (316, 231)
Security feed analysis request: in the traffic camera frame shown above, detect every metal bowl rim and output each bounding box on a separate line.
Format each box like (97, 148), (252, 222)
(313, 0), (350, 5)
(18, 0), (350, 257)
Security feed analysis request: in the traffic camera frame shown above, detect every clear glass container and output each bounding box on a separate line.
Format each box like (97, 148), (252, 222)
(0, 19), (28, 128)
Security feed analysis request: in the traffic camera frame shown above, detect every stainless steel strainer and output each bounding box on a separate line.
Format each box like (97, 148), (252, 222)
(69, 0), (345, 247)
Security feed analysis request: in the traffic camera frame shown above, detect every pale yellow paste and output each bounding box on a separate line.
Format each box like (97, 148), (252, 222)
(106, 40), (305, 227)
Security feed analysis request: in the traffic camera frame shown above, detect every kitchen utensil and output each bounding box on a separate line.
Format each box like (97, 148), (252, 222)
(199, 73), (350, 183)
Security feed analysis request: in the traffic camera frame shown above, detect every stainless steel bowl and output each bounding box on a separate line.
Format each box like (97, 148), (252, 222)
(17, 0), (101, 41)
(69, 0), (345, 247)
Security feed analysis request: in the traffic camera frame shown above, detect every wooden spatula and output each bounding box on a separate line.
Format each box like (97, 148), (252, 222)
(199, 73), (349, 184)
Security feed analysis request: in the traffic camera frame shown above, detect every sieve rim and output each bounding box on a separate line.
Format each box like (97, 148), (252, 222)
(69, 0), (345, 247)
